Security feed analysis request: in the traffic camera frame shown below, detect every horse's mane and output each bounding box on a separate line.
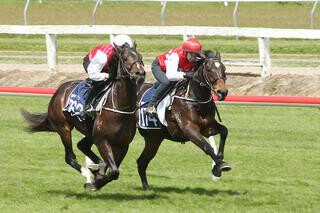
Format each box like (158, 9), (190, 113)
(108, 51), (120, 79)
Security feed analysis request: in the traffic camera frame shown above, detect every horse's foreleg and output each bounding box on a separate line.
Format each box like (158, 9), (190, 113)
(209, 136), (220, 181)
(179, 123), (231, 176)
(77, 136), (106, 189)
(137, 135), (163, 191)
(216, 123), (228, 160)
(94, 139), (119, 191)
(77, 136), (106, 175)
(77, 136), (101, 164)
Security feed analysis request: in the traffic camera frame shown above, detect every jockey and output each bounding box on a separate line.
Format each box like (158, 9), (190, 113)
(146, 37), (203, 114)
(82, 34), (134, 113)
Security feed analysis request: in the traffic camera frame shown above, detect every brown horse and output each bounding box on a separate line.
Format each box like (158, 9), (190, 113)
(136, 51), (231, 191)
(22, 44), (145, 191)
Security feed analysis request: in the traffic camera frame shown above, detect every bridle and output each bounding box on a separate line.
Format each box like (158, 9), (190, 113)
(101, 47), (144, 115)
(193, 57), (226, 97)
(116, 48), (144, 80)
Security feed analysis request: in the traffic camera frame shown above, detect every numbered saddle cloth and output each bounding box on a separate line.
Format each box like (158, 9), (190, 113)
(63, 80), (90, 121)
(138, 86), (172, 129)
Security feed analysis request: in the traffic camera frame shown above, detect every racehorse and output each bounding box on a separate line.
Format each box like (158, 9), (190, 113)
(136, 51), (231, 191)
(22, 44), (145, 191)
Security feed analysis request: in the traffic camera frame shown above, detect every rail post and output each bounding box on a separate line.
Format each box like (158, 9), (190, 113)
(45, 34), (58, 73)
(258, 37), (271, 77)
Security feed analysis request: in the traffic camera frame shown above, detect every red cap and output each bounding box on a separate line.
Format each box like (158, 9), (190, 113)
(182, 38), (202, 52)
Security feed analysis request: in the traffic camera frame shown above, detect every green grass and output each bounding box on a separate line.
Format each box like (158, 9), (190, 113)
(0, 1), (319, 28)
(0, 95), (319, 212)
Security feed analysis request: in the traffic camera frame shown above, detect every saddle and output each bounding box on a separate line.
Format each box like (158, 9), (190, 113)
(153, 79), (188, 107)
(87, 78), (114, 111)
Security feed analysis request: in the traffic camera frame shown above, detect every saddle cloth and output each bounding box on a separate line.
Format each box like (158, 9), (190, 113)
(63, 80), (89, 121)
(138, 86), (172, 129)
(63, 80), (111, 121)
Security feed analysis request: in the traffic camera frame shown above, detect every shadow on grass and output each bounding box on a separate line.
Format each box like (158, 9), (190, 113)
(47, 189), (163, 201)
(136, 186), (247, 197)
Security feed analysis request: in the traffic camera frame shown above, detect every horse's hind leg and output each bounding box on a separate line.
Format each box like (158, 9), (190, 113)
(137, 135), (163, 191)
(57, 128), (94, 184)
(57, 128), (81, 172)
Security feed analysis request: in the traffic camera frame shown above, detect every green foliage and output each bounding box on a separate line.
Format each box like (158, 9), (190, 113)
(0, 95), (319, 212)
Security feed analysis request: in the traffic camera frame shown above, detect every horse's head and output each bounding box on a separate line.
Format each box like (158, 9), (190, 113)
(196, 51), (228, 101)
(114, 42), (146, 85)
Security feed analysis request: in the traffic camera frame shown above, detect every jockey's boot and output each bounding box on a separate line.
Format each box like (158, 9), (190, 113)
(83, 84), (97, 115)
(146, 101), (157, 114)
(146, 82), (170, 114)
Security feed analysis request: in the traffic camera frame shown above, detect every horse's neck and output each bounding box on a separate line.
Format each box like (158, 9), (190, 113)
(110, 79), (136, 109)
(187, 78), (212, 101)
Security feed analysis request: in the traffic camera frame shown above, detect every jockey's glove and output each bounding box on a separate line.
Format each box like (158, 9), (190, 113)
(184, 72), (194, 78)
(104, 73), (109, 81)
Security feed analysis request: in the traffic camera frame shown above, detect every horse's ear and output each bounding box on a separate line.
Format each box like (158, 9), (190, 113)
(133, 41), (137, 49)
(215, 51), (221, 61)
(114, 43), (122, 54)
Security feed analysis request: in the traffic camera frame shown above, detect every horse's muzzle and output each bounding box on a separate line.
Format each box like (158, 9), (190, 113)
(134, 71), (146, 85)
(217, 90), (228, 101)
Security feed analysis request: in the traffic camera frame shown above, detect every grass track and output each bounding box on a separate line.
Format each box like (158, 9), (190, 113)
(0, 95), (319, 212)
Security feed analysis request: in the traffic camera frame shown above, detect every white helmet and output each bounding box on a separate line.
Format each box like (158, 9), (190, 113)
(112, 34), (133, 48)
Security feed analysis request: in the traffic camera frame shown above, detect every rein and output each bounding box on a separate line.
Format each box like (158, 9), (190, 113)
(101, 49), (140, 115)
(173, 57), (224, 122)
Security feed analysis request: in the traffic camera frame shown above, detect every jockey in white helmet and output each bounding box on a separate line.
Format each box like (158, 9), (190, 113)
(82, 34), (134, 114)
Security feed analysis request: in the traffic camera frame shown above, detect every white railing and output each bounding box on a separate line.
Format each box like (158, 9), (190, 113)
(1, 25), (320, 76)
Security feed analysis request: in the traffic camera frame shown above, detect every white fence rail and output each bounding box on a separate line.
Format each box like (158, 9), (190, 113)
(1, 25), (320, 76)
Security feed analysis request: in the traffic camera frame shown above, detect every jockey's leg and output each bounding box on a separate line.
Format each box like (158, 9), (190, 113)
(83, 79), (95, 112)
(146, 59), (170, 114)
(83, 79), (104, 112)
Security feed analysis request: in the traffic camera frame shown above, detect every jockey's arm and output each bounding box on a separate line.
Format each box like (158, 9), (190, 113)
(87, 50), (109, 81)
(165, 53), (184, 81)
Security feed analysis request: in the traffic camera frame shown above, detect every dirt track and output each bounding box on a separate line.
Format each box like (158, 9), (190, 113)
(0, 64), (320, 97)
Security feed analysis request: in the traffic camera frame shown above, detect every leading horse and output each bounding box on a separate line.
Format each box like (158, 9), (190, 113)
(22, 44), (145, 191)
(136, 51), (231, 191)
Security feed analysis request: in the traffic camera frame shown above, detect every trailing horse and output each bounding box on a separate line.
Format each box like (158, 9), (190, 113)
(22, 45), (145, 191)
(136, 51), (231, 191)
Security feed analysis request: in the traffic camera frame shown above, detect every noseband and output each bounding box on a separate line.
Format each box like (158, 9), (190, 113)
(195, 57), (225, 95)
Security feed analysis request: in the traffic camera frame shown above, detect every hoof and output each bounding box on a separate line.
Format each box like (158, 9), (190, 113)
(142, 185), (151, 192)
(212, 165), (222, 178)
(220, 162), (232, 172)
(84, 183), (98, 192)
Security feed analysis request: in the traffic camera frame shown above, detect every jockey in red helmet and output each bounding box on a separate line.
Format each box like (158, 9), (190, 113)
(82, 34), (134, 114)
(146, 37), (203, 114)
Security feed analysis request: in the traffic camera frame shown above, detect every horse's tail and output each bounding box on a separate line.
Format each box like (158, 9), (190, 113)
(21, 109), (55, 132)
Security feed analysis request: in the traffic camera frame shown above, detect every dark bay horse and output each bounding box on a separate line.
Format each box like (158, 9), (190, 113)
(136, 51), (231, 191)
(22, 45), (145, 191)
